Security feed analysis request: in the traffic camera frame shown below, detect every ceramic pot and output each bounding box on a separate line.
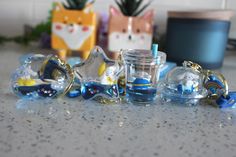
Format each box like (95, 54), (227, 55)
(52, 2), (97, 60)
(107, 6), (154, 60)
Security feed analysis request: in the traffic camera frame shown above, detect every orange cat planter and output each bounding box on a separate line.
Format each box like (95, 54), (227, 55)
(52, 3), (97, 60)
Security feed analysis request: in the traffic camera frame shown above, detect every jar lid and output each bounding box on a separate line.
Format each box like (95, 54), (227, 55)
(168, 10), (234, 21)
(122, 49), (166, 66)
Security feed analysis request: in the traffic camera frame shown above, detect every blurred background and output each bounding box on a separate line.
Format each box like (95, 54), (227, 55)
(0, 0), (235, 70)
(0, 0), (235, 38)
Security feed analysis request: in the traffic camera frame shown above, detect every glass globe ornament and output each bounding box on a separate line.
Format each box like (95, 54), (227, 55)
(161, 61), (208, 105)
(11, 54), (74, 99)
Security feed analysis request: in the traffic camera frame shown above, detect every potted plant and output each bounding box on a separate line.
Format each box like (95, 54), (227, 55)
(52, 0), (97, 60)
(108, 0), (154, 59)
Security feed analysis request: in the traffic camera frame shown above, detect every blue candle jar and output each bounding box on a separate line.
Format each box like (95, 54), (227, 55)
(166, 10), (234, 69)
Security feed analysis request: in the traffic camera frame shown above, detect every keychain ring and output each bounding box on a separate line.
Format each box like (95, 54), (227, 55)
(183, 61), (202, 72)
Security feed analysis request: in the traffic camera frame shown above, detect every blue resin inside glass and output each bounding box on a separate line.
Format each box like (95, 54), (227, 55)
(126, 86), (157, 103)
(81, 82), (119, 100)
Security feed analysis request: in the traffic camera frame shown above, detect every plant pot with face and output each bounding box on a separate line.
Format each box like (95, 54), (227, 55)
(52, 0), (97, 60)
(108, 0), (154, 60)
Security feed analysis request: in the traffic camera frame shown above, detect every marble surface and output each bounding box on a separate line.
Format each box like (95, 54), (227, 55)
(1, 43), (236, 157)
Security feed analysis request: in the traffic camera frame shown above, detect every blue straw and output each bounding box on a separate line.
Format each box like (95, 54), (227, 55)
(152, 44), (158, 58)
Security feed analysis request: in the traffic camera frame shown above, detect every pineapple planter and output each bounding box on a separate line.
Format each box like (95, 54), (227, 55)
(52, 1), (97, 60)
(108, 0), (154, 59)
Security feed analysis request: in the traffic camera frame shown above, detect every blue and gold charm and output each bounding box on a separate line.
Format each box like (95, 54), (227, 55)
(202, 70), (236, 108)
(11, 54), (74, 99)
(203, 70), (228, 99)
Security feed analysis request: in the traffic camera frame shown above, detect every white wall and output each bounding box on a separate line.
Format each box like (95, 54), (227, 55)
(0, 0), (235, 38)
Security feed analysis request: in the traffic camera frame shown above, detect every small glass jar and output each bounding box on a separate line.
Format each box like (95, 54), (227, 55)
(122, 49), (166, 104)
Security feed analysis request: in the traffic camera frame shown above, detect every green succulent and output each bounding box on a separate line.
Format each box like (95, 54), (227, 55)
(0, 36), (9, 45)
(115, 0), (152, 16)
(63, 0), (95, 10)
(0, 3), (54, 46)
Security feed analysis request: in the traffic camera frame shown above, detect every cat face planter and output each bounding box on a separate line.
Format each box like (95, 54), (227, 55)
(52, 3), (97, 60)
(108, 6), (154, 58)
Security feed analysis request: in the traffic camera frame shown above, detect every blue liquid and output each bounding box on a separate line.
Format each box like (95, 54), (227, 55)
(126, 86), (157, 103)
(16, 84), (57, 98)
(81, 82), (119, 100)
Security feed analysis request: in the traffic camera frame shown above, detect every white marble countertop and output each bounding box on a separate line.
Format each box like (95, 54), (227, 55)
(1, 43), (236, 157)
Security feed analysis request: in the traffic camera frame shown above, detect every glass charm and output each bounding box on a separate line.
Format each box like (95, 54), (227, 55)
(161, 61), (208, 105)
(73, 46), (123, 102)
(122, 49), (166, 104)
(11, 54), (74, 99)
